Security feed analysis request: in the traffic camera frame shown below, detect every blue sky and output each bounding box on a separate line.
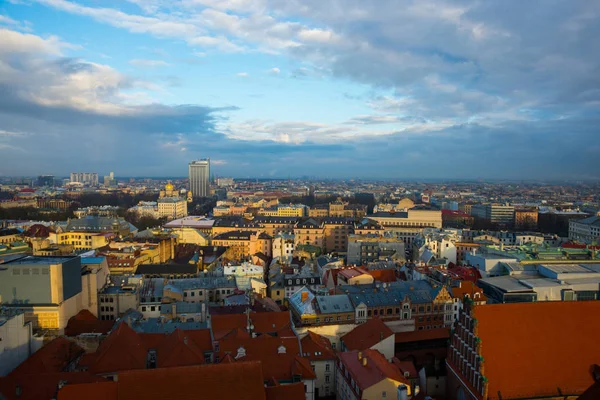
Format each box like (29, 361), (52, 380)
(0, 0), (599, 179)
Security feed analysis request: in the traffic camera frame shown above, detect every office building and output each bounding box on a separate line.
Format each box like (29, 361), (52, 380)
(69, 172), (98, 186)
(103, 172), (116, 187)
(471, 203), (515, 227)
(189, 159), (210, 198)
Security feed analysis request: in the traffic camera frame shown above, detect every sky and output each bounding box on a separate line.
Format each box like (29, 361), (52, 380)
(0, 0), (599, 180)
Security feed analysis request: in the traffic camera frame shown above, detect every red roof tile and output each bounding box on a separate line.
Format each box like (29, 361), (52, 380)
(339, 349), (409, 391)
(156, 329), (205, 368)
(120, 362), (266, 400)
(0, 372), (106, 400)
(182, 329), (213, 352)
(211, 311), (293, 340)
(341, 318), (394, 351)
(87, 322), (147, 374)
(300, 331), (335, 361)
(395, 327), (450, 343)
(218, 335), (316, 381)
(367, 269), (397, 283)
(265, 382), (305, 400)
(64, 310), (114, 336)
(58, 362), (267, 400)
(9, 337), (84, 377)
(472, 301), (600, 399)
(392, 358), (418, 378)
(57, 381), (117, 400)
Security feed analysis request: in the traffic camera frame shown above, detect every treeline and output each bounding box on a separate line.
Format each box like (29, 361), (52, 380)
(0, 207), (72, 222)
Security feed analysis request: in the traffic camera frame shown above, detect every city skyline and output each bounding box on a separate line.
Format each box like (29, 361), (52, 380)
(0, 1), (599, 179)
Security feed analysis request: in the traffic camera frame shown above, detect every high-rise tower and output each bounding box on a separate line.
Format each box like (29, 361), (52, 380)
(188, 158), (210, 198)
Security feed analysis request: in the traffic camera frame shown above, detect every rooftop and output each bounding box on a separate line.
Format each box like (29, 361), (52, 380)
(341, 317), (394, 351)
(469, 301), (600, 399)
(2, 255), (77, 266)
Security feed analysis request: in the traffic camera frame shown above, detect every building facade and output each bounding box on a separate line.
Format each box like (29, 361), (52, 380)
(569, 215), (600, 244)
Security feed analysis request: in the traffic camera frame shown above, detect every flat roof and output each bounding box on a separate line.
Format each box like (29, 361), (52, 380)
(2, 255), (78, 265)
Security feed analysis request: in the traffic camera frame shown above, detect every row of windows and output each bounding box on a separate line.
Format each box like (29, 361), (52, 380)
(100, 306), (114, 312)
(100, 297), (114, 303)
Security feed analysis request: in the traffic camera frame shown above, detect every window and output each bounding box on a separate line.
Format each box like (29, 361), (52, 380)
(382, 391), (387, 398)
(142, 306), (146, 312)
(326, 363), (330, 371)
(191, 292), (195, 296)
(151, 306), (156, 311)
(325, 375), (330, 383)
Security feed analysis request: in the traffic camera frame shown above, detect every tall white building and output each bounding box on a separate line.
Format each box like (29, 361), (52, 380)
(0, 310), (34, 376)
(189, 159), (210, 198)
(70, 172), (98, 186)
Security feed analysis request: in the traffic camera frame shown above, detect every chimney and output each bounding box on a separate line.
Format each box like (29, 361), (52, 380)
(397, 385), (408, 400)
(301, 291), (308, 302)
(358, 351), (362, 360)
(362, 357), (367, 367)
(184, 336), (188, 345)
(171, 303), (177, 318)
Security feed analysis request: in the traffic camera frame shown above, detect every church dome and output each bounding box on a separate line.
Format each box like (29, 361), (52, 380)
(165, 182), (174, 191)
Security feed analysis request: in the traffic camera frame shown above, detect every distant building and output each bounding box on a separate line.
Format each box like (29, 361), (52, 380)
(189, 159), (210, 198)
(216, 177), (234, 187)
(569, 215), (600, 244)
(36, 175), (55, 187)
(514, 207), (538, 230)
(367, 207), (443, 246)
(471, 203), (515, 227)
(69, 172), (98, 186)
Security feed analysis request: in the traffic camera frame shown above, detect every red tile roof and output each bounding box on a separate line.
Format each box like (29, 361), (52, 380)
(0, 372), (106, 400)
(64, 310), (114, 336)
(300, 331), (335, 361)
(211, 311), (293, 340)
(265, 382), (306, 400)
(9, 337), (84, 377)
(87, 322), (147, 374)
(472, 301), (600, 399)
(338, 349), (409, 392)
(218, 335), (316, 381)
(156, 329), (205, 368)
(58, 362), (268, 400)
(341, 318), (394, 351)
(449, 281), (487, 302)
(57, 381), (117, 400)
(395, 327), (450, 343)
(367, 269), (397, 283)
(392, 358), (418, 378)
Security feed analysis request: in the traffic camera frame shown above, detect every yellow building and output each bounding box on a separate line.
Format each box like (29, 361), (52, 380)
(294, 218), (325, 248)
(337, 349), (411, 400)
(51, 231), (112, 250)
(308, 204), (329, 218)
(323, 218), (354, 253)
(277, 204), (307, 217)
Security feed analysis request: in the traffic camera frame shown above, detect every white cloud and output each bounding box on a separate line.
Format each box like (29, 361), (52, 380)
(129, 59), (171, 67)
(269, 67), (280, 75)
(212, 159), (228, 165)
(236, 72), (249, 77)
(0, 28), (65, 55)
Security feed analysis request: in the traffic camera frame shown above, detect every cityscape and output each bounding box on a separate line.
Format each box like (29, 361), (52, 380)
(1, 1), (600, 400)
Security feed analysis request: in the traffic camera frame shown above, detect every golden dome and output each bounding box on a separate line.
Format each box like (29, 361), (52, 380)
(165, 182), (174, 191)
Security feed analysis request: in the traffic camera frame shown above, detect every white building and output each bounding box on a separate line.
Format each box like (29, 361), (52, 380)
(0, 310), (33, 376)
(70, 172), (98, 186)
(272, 232), (295, 258)
(569, 215), (600, 244)
(224, 262), (264, 291)
(157, 197), (188, 220)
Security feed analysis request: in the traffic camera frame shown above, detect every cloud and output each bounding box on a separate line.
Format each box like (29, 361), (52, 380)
(269, 67), (280, 75)
(212, 159), (227, 165)
(236, 72), (249, 77)
(129, 59), (171, 67)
